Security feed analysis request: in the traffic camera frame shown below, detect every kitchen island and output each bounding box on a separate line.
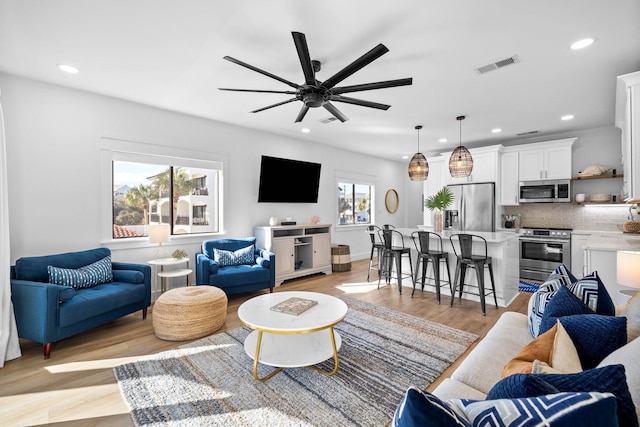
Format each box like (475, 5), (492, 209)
(389, 228), (520, 308)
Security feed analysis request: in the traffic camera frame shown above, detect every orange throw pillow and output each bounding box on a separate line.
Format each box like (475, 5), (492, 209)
(502, 324), (558, 378)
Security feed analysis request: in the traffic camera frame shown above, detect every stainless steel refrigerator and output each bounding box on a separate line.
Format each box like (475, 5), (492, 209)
(444, 182), (495, 232)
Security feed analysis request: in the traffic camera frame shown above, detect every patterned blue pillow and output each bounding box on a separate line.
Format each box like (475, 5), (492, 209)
(568, 271), (615, 316)
(539, 285), (595, 335)
(48, 256), (113, 289)
(392, 387), (470, 427)
(213, 245), (255, 267)
(558, 314), (627, 370)
(448, 392), (618, 427)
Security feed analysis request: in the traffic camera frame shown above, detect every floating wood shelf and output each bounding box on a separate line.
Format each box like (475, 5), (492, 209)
(571, 173), (624, 181)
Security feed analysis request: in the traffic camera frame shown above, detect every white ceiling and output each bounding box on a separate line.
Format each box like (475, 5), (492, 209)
(1, 0), (639, 161)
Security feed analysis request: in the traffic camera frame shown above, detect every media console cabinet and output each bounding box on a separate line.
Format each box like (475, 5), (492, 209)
(255, 224), (332, 286)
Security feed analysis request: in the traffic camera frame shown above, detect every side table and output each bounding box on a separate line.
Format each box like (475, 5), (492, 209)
(148, 257), (192, 294)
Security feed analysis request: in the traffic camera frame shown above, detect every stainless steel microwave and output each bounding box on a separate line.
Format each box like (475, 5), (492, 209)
(519, 180), (571, 203)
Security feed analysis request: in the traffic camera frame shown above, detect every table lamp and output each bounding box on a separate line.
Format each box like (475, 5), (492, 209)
(616, 250), (640, 304)
(149, 224), (170, 259)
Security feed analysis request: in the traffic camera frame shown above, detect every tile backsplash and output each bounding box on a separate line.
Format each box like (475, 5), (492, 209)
(503, 204), (628, 231)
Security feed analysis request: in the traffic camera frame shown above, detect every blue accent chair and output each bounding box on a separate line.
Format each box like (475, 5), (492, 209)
(195, 237), (275, 295)
(10, 247), (151, 359)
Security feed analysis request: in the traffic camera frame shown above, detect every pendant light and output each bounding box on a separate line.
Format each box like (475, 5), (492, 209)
(408, 125), (429, 181)
(449, 115), (474, 177)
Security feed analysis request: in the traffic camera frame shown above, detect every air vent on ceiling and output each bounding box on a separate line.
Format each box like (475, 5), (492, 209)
(474, 55), (520, 75)
(516, 130), (539, 136)
(319, 117), (338, 124)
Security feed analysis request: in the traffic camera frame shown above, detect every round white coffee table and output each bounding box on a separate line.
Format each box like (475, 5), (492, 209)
(237, 291), (348, 381)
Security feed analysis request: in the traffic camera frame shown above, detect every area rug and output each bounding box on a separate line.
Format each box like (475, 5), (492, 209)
(519, 279), (542, 293)
(114, 296), (478, 426)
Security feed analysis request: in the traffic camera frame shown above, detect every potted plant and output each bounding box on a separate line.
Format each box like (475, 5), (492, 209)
(425, 187), (454, 232)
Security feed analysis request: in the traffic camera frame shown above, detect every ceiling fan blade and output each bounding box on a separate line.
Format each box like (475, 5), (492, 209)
(323, 102), (349, 122)
(331, 78), (413, 95)
(223, 56), (300, 90)
(331, 95), (390, 110)
(250, 97), (299, 113)
(219, 88), (298, 94)
(321, 44), (389, 89)
(292, 32), (316, 86)
(294, 105), (310, 123)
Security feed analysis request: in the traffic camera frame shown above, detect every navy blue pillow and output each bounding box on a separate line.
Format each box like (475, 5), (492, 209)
(537, 364), (637, 427)
(559, 314), (627, 369)
(539, 285), (595, 334)
(568, 271), (616, 316)
(487, 374), (560, 400)
(392, 386), (470, 427)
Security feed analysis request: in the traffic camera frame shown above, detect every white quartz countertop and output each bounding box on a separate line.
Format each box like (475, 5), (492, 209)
(397, 227), (519, 243)
(583, 232), (640, 251)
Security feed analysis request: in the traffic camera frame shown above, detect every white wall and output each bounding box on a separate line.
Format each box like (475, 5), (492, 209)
(1, 73), (419, 266)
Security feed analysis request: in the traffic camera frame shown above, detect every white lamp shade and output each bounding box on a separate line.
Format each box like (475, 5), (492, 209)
(617, 251), (640, 289)
(149, 224), (170, 244)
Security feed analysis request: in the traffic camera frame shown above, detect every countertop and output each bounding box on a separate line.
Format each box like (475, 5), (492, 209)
(398, 227), (519, 243)
(582, 232), (640, 251)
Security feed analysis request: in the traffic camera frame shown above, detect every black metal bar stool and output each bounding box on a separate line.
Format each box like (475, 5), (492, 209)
(411, 231), (452, 303)
(449, 233), (498, 315)
(378, 228), (414, 294)
(366, 225), (385, 281)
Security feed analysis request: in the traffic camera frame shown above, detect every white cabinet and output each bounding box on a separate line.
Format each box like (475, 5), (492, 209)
(518, 139), (574, 181)
(255, 224), (332, 286)
(444, 146), (501, 185)
(423, 156), (445, 226)
(616, 71), (640, 198)
(571, 233), (590, 277)
(499, 150), (519, 206)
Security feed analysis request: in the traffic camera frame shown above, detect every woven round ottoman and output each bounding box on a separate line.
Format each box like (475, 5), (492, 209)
(153, 285), (228, 341)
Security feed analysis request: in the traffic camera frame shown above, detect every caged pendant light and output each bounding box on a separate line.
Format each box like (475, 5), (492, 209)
(449, 115), (473, 177)
(408, 125), (429, 181)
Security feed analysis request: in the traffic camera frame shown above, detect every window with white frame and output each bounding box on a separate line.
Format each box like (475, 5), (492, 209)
(103, 138), (225, 240)
(338, 181), (374, 225)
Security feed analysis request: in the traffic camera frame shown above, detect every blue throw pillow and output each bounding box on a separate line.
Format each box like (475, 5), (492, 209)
(528, 264), (575, 337)
(568, 271), (615, 316)
(448, 392), (618, 427)
(47, 256), (113, 289)
(487, 374), (560, 400)
(392, 387), (470, 427)
(559, 314), (627, 370)
(539, 285), (595, 335)
(536, 365), (638, 427)
(213, 245), (255, 267)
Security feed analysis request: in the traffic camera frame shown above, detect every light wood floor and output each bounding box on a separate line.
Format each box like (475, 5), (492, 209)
(0, 259), (529, 427)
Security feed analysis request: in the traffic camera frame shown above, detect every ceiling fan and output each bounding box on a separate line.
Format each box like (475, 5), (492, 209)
(219, 31), (413, 123)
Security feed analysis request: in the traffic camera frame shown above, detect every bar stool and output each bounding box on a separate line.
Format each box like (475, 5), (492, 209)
(449, 233), (498, 315)
(411, 231), (452, 303)
(378, 228), (414, 294)
(366, 225), (385, 281)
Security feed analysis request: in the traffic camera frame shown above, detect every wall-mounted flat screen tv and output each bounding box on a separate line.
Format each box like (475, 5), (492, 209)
(258, 155), (321, 203)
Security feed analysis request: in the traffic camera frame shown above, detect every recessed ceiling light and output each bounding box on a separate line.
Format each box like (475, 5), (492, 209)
(561, 114), (574, 121)
(491, 128), (502, 134)
(438, 138), (447, 143)
(402, 155), (409, 160)
(301, 128), (311, 133)
(570, 38), (594, 50)
(57, 64), (79, 74)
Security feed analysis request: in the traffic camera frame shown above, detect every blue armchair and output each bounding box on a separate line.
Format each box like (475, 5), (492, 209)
(196, 237), (275, 295)
(10, 247), (151, 359)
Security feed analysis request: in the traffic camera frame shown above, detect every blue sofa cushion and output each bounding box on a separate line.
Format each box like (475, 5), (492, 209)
(58, 282), (148, 327)
(567, 271), (615, 316)
(48, 256), (113, 289)
(202, 237), (256, 260)
(539, 285), (595, 335)
(209, 264), (269, 288)
(214, 244), (255, 267)
(486, 374), (560, 399)
(392, 386), (470, 426)
(15, 247), (111, 283)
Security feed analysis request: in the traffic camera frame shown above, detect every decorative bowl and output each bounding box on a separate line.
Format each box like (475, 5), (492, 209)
(588, 194), (611, 203)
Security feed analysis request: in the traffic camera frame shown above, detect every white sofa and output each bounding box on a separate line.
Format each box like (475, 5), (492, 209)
(432, 310), (640, 422)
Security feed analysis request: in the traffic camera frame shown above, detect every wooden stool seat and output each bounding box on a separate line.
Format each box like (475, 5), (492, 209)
(153, 285), (228, 341)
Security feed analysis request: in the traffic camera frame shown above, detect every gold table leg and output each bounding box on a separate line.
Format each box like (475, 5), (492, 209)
(250, 327), (340, 382)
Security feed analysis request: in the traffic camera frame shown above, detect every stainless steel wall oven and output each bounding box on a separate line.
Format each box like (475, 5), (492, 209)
(519, 227), (572, 281)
